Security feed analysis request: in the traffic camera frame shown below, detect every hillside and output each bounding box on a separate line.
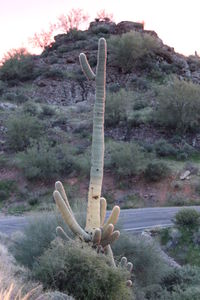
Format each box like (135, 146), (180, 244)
(1, 19), (200, 213)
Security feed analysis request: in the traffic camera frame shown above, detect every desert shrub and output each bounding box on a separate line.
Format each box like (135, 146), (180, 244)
(67, 29), (87, 40)
(43, 68), (65, 80)
(128, 107), (153, 126)
(40, 104), (56, 117)
(176, 142), (196, 160)
(16, 140), (74, 180)
(32, 240), (132, 300)
(154, 139), (177, 157)
(38, 291), (75, 299)
(112, 232), (169, 287)
(73, 151), (90, 177)
(22, 101), (41, 116)
(162, 265), (200, 290)
(0, 48), (36, 83)
(187, 55), (200, 71)
(108, 31), (160, 72)
(91, 24), (111, 34)
(105, 140), (146, 177)
(144, 161), (170, 182)
(155, 77), (200, 133)
(57, 45), (70, 53)
(3, 90), (30, 104)
(105, 89), (130, 126)
(6, 113), (44, 151)
(170, 286), (200, 300)
(0, 80), (7, 96)
(165, 193), (197, 207)
(10, 212), (70, 269)
(0, 179), (16, 201)
(174, 208), (200, 229)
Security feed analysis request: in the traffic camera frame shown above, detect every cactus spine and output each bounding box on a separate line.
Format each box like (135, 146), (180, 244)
(79, 38), (106, 230)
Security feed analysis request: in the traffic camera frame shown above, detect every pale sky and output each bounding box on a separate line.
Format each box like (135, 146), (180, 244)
(0, 0), (200, 60)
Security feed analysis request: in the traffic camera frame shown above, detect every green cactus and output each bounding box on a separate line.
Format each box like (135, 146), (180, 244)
(53, 38), (132, 285)
(80, 38), (106, 230)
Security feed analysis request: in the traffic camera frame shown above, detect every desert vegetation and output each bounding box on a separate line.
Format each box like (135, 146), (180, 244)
(1, 13), (200, 299)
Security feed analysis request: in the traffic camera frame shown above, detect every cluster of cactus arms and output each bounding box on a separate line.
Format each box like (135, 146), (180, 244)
(53, 38), (132, 286)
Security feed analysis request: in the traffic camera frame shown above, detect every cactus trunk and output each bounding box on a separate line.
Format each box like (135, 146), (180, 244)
(85, 38), (106, 230)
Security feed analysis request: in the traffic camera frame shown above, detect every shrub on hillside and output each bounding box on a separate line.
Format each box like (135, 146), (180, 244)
(22, 101), (41, 116)
(155, 77), (200, 133)
(6, 113), (44, 151)
(105, 140), (146, 177)
(108, 31), (160, 72)
(16, 140), (74, 180)
(43, 68), (65, 80)
(154, 139), (177, 157)
(10, 212), (70, 269)
(0, 179), (16, 201)
(174, 208), (200, 229)
(161, 265), (200, 292)
(0, 48), (36, 83)
(32, 240), (132, 300)
(3, 89), (30, 103)
(105, 89), (130, 126)
(112, 232), (169, 287)
(144, 161), (170, 182)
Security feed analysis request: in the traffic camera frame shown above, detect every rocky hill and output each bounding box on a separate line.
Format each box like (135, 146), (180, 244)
(21, 20), (200, 106)
(1, 19), (200, 213)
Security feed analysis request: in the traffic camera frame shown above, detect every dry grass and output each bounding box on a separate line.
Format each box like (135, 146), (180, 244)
(0, 240), (42, 299)
(0, 284), (38, 300)
(0, 243), (25, 291)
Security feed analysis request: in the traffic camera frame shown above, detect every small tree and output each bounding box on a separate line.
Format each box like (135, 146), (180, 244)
(57, 9), (89, 32)
(29, 23), (56, 50)
(96, 9), (114, 22)
(155, 77), (200, 133)
(0, 48), (35, 82)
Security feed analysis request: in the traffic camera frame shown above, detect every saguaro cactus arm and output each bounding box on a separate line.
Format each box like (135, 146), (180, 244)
(53, 181), (120, 247)
(53, 189), (90, 241)
(79, 53), (96, 80)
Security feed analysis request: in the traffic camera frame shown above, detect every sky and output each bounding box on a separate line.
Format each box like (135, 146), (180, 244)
(0, 0), (200, 60)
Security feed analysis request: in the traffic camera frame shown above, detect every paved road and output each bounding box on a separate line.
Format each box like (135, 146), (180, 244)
(1, 206), (200, 235)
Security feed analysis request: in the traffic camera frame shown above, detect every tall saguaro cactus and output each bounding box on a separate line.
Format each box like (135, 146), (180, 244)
(79, 38), (106, 230)
(53, 38), (132, 285)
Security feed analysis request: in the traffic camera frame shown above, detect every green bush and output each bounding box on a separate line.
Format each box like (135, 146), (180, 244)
(10, 212), (69, 269)
(67, 29), (87, 40)
(0, 48), (36, 83)
(161, 265), (200, 291)
(6, 113), (44, 151)
(155, 77), (200, 133)
(165, 193), (196, 207)
(32, 240), (132, 300)
(41, 104), (56, 117)
(106, 140), (146, 177)
(0, 80), (7, 95)
(43, 68), (65, 80)
(16, 140), (74, 180)
(144, 161), (170, 182)
(3, 89), (30, 103)
(108, 31), (160, 72)
(128, 107), (153, 126)
(105, 90), (129, 126)
(174, 208), (200, 229)
(154, 139), (177, 157)
(0, 179), (16, 201)
(22, 101), (41, 116)
(112, 232), (169, 287)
